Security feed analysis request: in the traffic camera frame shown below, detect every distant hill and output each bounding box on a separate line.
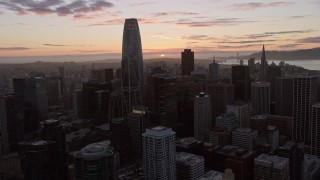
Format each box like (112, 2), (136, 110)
(244, 47), (320, 60)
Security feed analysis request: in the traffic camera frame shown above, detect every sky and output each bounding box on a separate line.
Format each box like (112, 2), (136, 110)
(0, 0), (319, 60)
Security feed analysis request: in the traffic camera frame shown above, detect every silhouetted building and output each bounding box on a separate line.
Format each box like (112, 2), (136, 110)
(130, 106), (149, 157)
(142, 126), (176, 180)
(91, 68), (113, 83)
(74, 143), (115, 180)
(292, 76), (318, 151)
(207, 83), (234, 120)
(251, 82), (270, 114)
(275, 76), (293, 116)
(232, 65), (250, 101)
(277, 141), (304, 180)
(0, 95), (24, 155)
(13, 77), (49, 113)
(45, 77), (62, 107)
(216, 112), (239, 131)
(248, 58), (255, 71)
(181, 49), (194, 76)
(110, 118), (131, 167)
(19, 140), (61, 180)
(151, 74), (178, 126)
(311, 103), (320, 158)
(209, 59), (219, 80)
(265, 114), (292, 139)
(42, 119), (68, 180)
(259, 45), (268, 81)
(121, 18), (144, 118)
(194, 92), (211, 141)
(176, 137), (204, 156)
(254, 154), (289, 180)
(267, 66), (281, 103)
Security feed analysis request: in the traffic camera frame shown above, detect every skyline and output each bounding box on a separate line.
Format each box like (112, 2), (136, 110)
(0, 0), (319, 58)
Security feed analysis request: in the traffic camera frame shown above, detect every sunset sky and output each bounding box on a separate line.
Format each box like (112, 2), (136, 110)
(0, 0), (319, 58)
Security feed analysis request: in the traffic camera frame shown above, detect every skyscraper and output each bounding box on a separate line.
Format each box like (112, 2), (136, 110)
(292, 76), (318, 150)
(121, 18), (144, 118)
(259, 45), (268, 81)
(311, 103), (320, 158)
(251, 82), (270, 114)
(232, 65), (250, 101)
(181, 49), (194, 75)
(74, 143), (115, 180)
(208, 59), (219, 80)
(274, 76), (293, 116)
(142, 126), (176, 179)
(194, 92), (212, 141)
(254, 154), (289, 180)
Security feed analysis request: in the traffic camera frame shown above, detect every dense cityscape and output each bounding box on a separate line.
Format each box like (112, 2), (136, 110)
(0, 16), (319, 180)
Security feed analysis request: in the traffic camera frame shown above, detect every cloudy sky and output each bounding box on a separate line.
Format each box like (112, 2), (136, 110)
(0, 0), (319, 58)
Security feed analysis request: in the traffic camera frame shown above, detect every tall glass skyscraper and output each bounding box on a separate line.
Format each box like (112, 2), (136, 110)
(121, 18), (144, 117)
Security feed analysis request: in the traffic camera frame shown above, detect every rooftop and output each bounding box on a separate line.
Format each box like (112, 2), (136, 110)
(198, 170), (224, 180)
(176, 152), (204, 166)
(254, 154), (289, 169)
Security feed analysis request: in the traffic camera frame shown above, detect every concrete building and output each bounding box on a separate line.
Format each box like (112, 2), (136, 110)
(250, 115), (268, 137)
(232, 128), (258, 151)
(227, 103), (250, 128)
(251, 82), (270, 114)
(216, 112), (239, 131)
(268, 126), (279, 153)
(302, 154), (320, 180)
(254, 154), (289, 180)
(176, 152), (204, 180)
(209, 127), (231, 146)
(194, 92), (212, 141)
(142, 126), (176, 180)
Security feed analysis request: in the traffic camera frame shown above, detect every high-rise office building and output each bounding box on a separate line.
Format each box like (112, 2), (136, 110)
(248, 58), (255, 70)
(208, 127), (231, 146)
(259, 45), (268, 81)
(130, 106), (149, 157)
(110, 118), (131, 167)
(207, 83), (234, 120)
(254, 154), (289, 180)
(19, 140), (61, 180)
(232, 65), (250, 101)
(151, 74), (178, 126)
(42, 119), (68, 180)
(45, 77), (62, 107)
(0, 95), (24, 155)
(194, 92), (212, 141)
(181, 49), (194, 75)
(121, 18), (144, 118)
(251, 82), (270, 114)
(13, 77), (49, 113)
(227, 102), (250, 128)
(292, 76), (318, 149)
(275, 76), (293, 116)
(268, 126), (279, 153)
(277, 141), (304, 180)
(267, 66), (282, 103)
(91, 69), (114, 83)
(311, 103), (320, 158)
(208, 59), (219, 80)
(142, 126), (176, 180)
(74, 143), (115, 180)
(176, 152), (204, 180)
(232, 128), (258, 151)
